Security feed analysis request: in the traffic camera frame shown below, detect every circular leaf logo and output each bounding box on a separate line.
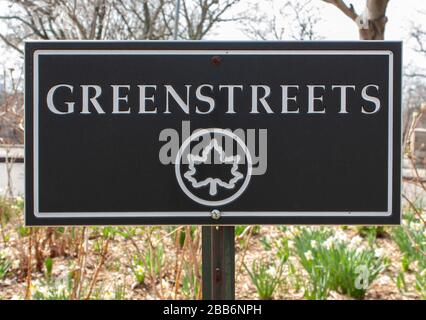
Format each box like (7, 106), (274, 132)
(175, 129), (252, 207)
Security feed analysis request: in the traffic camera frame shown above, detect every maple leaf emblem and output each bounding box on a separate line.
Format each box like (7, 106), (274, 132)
(183, 139), (244, 196)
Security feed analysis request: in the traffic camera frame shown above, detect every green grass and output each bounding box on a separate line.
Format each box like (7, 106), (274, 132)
(392, 205), (426, 299)
(293, 227), (388, 299)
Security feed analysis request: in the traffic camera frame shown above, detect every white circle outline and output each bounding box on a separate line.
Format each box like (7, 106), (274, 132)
(175, 128), (253, 207)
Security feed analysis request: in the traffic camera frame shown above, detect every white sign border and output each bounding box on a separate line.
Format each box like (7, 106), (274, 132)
(32, 49), (394, 218)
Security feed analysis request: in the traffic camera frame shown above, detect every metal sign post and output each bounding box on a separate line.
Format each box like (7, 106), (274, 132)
(202, 225), (235, 300)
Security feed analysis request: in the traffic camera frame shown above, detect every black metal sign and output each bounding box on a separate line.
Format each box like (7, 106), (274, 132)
(25, 41), (401, 225)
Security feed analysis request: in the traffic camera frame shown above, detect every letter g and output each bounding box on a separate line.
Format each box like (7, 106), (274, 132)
(47, 84), (75, 114)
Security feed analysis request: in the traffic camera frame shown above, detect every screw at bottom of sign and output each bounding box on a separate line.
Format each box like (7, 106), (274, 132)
(211, 209), (221, 220)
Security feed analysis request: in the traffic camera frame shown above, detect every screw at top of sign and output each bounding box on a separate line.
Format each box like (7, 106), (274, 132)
(211, 56), (221, 66)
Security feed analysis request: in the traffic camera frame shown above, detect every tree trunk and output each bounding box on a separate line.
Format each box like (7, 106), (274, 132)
(358, 0), (389, 40)
(324, 0), (389, 40)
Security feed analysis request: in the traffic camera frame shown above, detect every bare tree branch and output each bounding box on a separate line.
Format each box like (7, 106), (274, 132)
(322, 0), (358, 21)
(241, 0), (322, 41)
(0, 0), (241, 53)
